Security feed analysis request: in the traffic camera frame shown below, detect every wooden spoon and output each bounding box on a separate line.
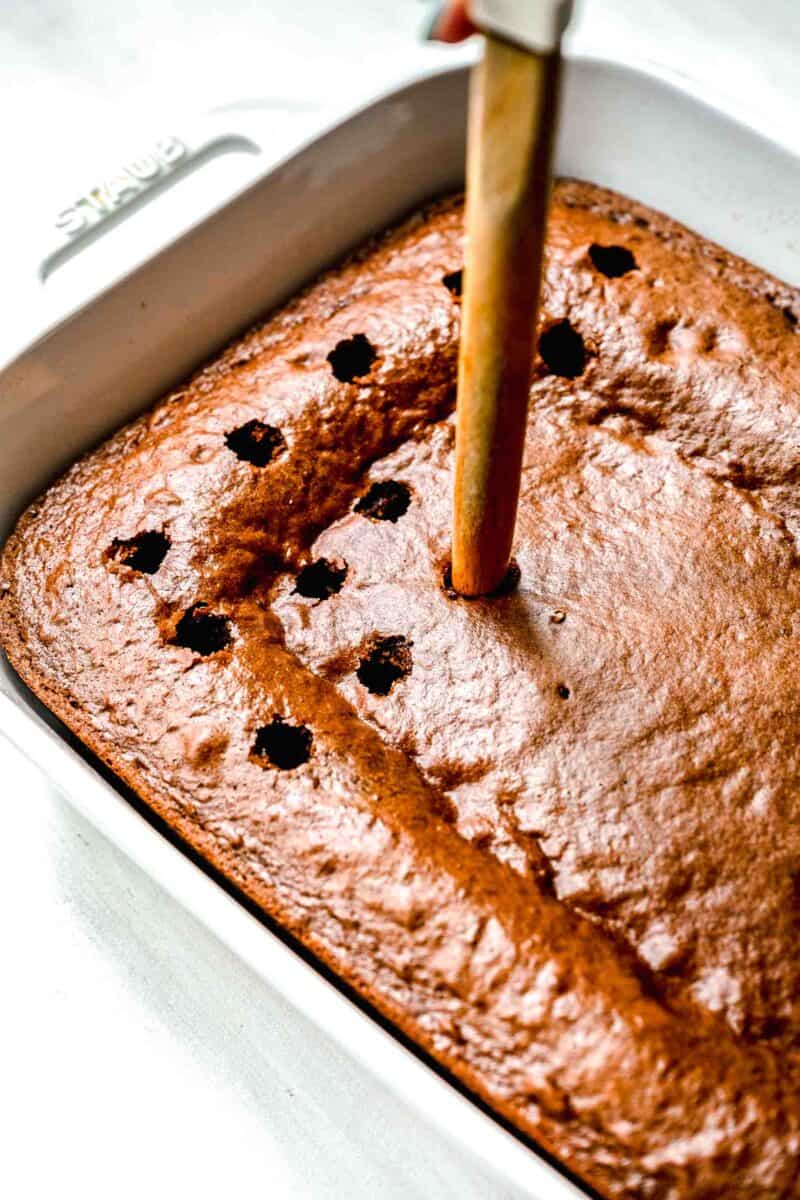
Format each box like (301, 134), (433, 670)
(451, 33), (563, 596)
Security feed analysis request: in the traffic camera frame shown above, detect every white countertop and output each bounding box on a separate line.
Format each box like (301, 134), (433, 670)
(2, 3), (798, 1197)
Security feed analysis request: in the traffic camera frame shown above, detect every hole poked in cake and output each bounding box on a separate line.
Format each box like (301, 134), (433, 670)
(441, 560), (520, 599)
(442, 269), (463, 298)
(588, 243), (638, 278)
(556, 684), (571, 700)
(173, 603), (232, 656)
(354, 480), (411, 522)
(251, 715), (312, 770)
(356, 635), (412, 696)
(107, 529), (170, 575)
(538, 320), (587, 379)
(327, 333), (377, 383)
(294, 557), (348, 601)
(225, 419), (286, 467)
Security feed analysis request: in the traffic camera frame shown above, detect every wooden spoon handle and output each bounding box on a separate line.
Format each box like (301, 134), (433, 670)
(452, 35), (562, 596)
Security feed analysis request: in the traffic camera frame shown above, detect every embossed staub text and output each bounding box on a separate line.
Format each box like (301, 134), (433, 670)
(54, 136), (188, 237)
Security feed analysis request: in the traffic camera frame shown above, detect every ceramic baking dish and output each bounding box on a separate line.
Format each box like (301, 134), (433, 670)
(2, 55), (800, 1200)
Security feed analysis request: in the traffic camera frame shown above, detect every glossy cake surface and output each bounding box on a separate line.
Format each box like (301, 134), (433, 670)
(3, 181), (800, 1198)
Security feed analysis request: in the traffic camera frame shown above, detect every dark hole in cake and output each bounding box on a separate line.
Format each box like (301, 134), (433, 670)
(173, 603), (232, 656)
(442, 269), (463, 298)
(441, 565), (458, 599)
(782, 306), (798, 329)
(294, 557), (348, 601)
(539, 320), (586, 379)
(759, 1015), (789, 1042)
(252, 715), (312, 770)
(556, 684), (571, 700)
(357, 635), (412, 696)
(327, 333), (377, 383)
(354, 480), (411, 522)
(495, 560), (521, 596)
(441, 560), (520, 599)
(225, 419), (286, 467)
(108, 530), (170, 575)
(588, 243), (638, 278)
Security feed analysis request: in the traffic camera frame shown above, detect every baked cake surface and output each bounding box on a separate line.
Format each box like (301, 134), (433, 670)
(2, 181), (800, 1198)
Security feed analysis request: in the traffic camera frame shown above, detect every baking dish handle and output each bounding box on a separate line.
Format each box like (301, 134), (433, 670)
(37, 107), (328, 285)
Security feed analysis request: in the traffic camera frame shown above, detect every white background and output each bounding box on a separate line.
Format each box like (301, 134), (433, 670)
(2, 3), (799, 1197)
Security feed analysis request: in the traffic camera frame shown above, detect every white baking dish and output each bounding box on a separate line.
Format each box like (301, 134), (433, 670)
(2, 55), (800, 1200)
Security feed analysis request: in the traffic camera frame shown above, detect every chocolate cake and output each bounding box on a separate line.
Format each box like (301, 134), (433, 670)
(2, 180), (800, 1198)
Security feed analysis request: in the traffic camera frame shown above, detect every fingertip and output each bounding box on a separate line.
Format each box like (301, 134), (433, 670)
(426, 2), (476, 44)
